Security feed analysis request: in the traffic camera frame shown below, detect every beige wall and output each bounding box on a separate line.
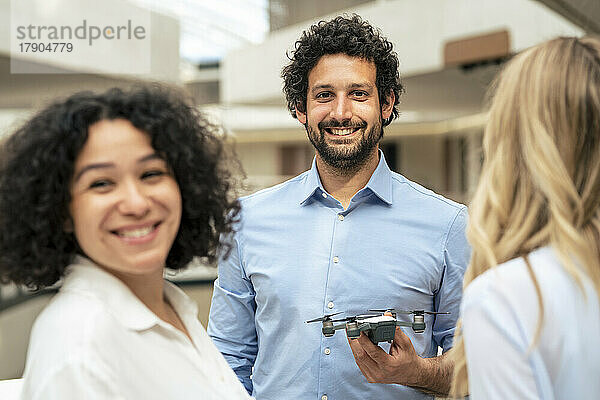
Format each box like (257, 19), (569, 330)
(180, 285), (214, 328)
(235, 142), (281, 176)
(0, 295), (52, 379)
(400, 136), (446, 192)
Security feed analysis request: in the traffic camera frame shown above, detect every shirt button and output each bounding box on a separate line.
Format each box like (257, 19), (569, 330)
(322, 192), (327, 199)
(338, 214), (344, 221)
(324, 347), (331, 355)
(332, 256), (339, 263)
(321, 395), (328, 400)
(327, 301), (334, 309)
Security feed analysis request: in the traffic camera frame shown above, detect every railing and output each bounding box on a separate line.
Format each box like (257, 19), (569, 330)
(0, 261), (218, 312)
(0, 284), (57, 313)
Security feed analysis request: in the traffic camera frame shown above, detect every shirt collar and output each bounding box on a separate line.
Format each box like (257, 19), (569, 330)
(299, 157), (325, 205)
(299, 149), (393, 206)
(61, 256), (198, 331)
(362, 150), (393, 205)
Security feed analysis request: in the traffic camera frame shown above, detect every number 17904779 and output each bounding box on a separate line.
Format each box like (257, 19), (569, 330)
(18, 42), (73, 52)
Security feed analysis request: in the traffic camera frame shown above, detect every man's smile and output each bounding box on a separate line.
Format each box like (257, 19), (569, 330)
(324, 127), (361, 136)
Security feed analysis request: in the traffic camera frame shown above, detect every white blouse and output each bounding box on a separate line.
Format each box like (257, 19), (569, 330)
(20, 257), (252, 400)
(462, 246), (600, 399)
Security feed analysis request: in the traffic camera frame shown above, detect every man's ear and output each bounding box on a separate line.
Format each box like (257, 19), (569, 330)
(295, 104), (307, 125)
(381, 90), (395, 121)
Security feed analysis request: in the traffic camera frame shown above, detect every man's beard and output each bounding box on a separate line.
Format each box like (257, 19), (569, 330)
(305, 118), (383, 174)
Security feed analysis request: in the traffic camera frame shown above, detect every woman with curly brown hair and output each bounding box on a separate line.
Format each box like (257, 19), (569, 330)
(0, 86), (251, 399)
(450, 37), (600, 399)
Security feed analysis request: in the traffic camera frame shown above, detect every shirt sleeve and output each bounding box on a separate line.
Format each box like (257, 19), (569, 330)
(433, 206), (470, 350)
(207, 230), (258, 396)
(462, 283), (541, 400)
(22, 358), (121, 400)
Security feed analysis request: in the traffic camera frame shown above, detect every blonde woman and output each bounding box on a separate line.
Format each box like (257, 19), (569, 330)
(451, 37), (600, 399)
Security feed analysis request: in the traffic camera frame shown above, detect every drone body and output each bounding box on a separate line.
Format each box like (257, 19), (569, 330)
(340, 315), (401, 344)
(307, 309), (447, 344)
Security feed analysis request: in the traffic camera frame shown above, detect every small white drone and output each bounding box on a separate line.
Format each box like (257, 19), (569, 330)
(306, 308), (449, 344)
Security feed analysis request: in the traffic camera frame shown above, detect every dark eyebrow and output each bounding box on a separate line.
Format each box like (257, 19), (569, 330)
(310, 84), (334, 95)
(139, 153), (163, 163)
(349, 82), (374, 91)
(73, 153), (164, 182)
(73, 162), (114, 182)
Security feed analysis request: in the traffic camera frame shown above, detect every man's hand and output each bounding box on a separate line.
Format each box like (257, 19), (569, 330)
(347, 327), (452, 396)
(347, 326), (421, 385)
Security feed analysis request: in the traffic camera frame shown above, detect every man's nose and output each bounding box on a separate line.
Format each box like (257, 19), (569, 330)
(329, 96), (353, 121)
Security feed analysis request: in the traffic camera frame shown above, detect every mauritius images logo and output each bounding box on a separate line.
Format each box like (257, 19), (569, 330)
(15, 19), (146, 46)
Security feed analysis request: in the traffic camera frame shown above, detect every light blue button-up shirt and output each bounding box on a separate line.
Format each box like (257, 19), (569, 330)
(208, 152), (470, 400)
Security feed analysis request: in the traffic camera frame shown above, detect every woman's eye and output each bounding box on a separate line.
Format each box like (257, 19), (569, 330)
(89, 180), (112, 189)
(142, 170), (165, 180)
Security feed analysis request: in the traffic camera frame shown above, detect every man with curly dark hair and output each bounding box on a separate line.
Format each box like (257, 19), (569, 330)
(0, 86), (251, 399)
(208, 15), (469, 399)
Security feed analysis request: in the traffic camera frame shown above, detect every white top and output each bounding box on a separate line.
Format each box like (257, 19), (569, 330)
(20, 257), (251, 400)
(462, 246), (600, 399)
(0, 379), (23, 400)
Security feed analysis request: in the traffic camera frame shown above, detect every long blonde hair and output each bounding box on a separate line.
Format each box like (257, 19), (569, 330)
(451, 36), (600, 397)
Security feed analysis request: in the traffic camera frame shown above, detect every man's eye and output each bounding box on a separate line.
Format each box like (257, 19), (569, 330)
(316, 92), (332, 99)
(352, 91), (368, 97)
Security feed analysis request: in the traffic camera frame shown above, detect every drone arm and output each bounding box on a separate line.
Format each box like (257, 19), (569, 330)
(343, 322), (372, 339)
(395, 321), (413, 328)
(332, 323), (347, 331)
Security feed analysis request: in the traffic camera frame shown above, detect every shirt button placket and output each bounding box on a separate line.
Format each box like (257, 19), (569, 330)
(323, 213), (341, 400)
(333, 214), (343, 266)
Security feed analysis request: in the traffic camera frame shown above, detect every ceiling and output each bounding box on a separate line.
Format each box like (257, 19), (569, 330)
(535, 0), (600, 33)
(128, 0), (269, 63)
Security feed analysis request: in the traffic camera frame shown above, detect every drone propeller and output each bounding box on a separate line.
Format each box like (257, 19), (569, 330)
(369, 308), (412, 314)
(369, 308), (450, 315)
(330, 314), (380, 323)
(306, 312), (343, 323)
